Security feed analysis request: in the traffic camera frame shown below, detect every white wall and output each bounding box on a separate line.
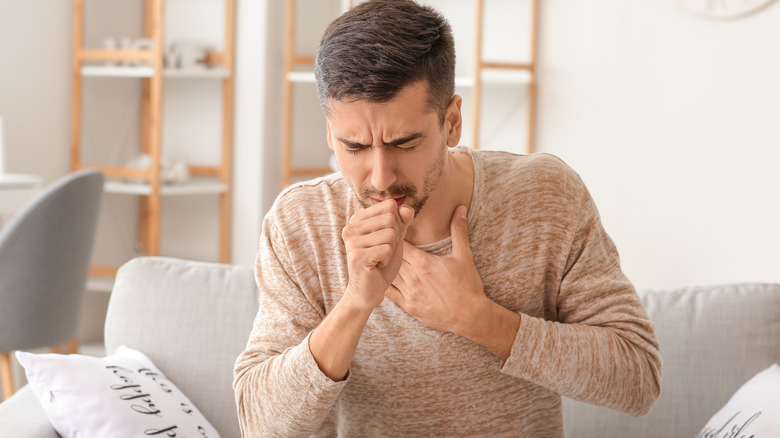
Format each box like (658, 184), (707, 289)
(536, 0), (780, 290)
(1, 1), (777, 293)
(267, 0), (779, 290)
(0, 1), (71, 181)
(231, 0), (267, 266)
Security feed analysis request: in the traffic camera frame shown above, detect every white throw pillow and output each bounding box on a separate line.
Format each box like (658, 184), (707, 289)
(698, 363), (780, 438)
(16, 346), (220, 438)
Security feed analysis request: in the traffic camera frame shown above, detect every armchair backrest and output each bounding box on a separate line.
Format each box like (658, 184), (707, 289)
(0, 169), (104, 351)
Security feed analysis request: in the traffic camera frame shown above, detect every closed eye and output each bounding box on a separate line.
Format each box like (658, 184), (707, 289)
(395, 143), (419, 153)
(339, 139), (369, 154)
(336, 134), (423, 154)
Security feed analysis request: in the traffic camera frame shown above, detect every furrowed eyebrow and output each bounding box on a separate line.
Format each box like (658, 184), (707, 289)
(336, 133), (423, 149)
(336, 138), (369, 149)
(384, 133), (423, 148)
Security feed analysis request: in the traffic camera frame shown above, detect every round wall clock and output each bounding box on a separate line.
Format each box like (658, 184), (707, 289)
(669, 0), (778, 19)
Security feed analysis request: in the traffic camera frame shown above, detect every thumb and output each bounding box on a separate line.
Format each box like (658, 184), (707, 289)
(399, 204), (415, 235)
(450, 205), (471, 258)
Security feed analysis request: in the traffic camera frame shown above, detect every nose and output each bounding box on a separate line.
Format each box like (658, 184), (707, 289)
(370, 148), (397, 192)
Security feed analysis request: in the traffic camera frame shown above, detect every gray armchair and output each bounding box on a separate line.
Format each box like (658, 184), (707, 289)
(0, 169), (104, 400)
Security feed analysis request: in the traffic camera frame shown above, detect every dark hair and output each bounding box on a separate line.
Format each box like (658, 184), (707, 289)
(314, 0), (455, 123)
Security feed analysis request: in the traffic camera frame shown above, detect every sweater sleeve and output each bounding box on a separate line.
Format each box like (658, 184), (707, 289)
(500, 182), (662, 417)
(233, 213), (348, 437)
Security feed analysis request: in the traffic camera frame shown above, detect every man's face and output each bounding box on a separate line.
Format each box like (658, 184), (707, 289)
(326, 81), (461, 215)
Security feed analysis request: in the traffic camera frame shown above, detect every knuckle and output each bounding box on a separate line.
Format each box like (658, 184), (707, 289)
(342, 224), (353, 240)
(377, 243), (393, 259)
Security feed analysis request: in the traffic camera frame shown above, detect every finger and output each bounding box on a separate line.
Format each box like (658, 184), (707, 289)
(384, 284), (405, 307)
(359, 244), (394, 269)
(393, 265), (409, 289)
(348, 227), (397, 251)
(450, 205), (472, 259)
(349, 199), (400, 223)
(344, 211), (399, 238)
(398, 204), (415, 233)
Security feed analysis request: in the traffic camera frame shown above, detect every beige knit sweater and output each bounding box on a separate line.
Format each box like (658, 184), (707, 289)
(234, 148), (661, 437)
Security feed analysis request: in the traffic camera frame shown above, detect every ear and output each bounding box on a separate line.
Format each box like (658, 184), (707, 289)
(326, 121), (334, 151)
(445, 94), (463, 148)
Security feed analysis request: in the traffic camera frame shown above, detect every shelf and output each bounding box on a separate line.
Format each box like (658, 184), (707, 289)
(86, 276), (115, 293)
(455, 70), (533, 88)
(286, 69), (532, 87)
(286, 71), (317, 83)
(81, 65), (231, 78)
(0, 173), (43, 189)
(104, 178), (229, 196)
(163, 68), (231, 78)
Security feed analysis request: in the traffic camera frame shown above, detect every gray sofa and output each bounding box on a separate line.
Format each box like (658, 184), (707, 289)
(1, 256), (778, 437)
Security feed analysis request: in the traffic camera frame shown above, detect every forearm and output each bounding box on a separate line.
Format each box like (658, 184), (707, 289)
(501, 315), (662, 416)
(309, 291), (374, 381)
(234, 333), (347, 437)
(233, 291), (376, 436)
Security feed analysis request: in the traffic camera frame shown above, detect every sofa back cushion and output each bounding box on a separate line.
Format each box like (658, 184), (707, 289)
(106, 258), (780, 437)
(563, 283), (780, 437)
(105, 257), (258, 438)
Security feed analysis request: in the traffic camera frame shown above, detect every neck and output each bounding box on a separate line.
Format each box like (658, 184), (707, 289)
(404, 148), (473, 246)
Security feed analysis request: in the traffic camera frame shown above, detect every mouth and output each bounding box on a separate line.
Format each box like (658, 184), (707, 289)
(370, 196), (407, 207)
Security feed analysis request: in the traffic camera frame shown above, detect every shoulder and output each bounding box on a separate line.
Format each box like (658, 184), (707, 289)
(273, 172), (351, 210)
(265, 173), (355, 239)
(475, 151), (586, 203)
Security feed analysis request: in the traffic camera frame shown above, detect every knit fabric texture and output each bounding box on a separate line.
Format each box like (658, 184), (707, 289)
(234, 148), (662, 437)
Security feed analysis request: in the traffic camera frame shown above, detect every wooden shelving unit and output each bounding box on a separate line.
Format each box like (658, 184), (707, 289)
(280, 0), (540, 188)
(471, 0), (539, 153)
(70, 0), (235, 282)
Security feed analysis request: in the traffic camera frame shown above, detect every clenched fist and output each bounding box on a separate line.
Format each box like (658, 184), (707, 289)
(342, 199), (415, 311)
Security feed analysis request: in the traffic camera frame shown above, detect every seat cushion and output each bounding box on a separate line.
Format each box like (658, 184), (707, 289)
(0, 385), (59, 437)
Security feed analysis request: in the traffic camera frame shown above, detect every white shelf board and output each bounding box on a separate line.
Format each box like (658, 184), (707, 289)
(287, 71), (317, 83)
(104, 178), (229, 196)
(456, 70), (532, 88)
(0, 173), (43, 189)
(82, 65), (154, 77)
(286, 70), (531, 87)
(81, 65), (231, 79)
(164, 68), (231, 78)
(86, 276), (115, 293)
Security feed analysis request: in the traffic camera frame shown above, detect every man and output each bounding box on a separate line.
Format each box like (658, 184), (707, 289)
(234, 1), (661, 436)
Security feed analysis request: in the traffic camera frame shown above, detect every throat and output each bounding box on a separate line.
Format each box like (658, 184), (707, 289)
(404, 219), (452, 247)
(404, 148), (474, 246)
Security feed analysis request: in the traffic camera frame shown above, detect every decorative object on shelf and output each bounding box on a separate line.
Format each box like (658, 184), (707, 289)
(165, 40), (212, 71)
(101, 37), (153, 66)
(71, 0), (236, 277)
(124, 154), (190, 185)
(667, 0), (778, 19)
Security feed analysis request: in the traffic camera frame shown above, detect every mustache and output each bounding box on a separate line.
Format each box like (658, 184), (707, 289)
(358, 183), (417, 199)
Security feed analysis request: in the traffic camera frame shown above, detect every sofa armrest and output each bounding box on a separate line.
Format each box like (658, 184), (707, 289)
(0, 385), (59, 437)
